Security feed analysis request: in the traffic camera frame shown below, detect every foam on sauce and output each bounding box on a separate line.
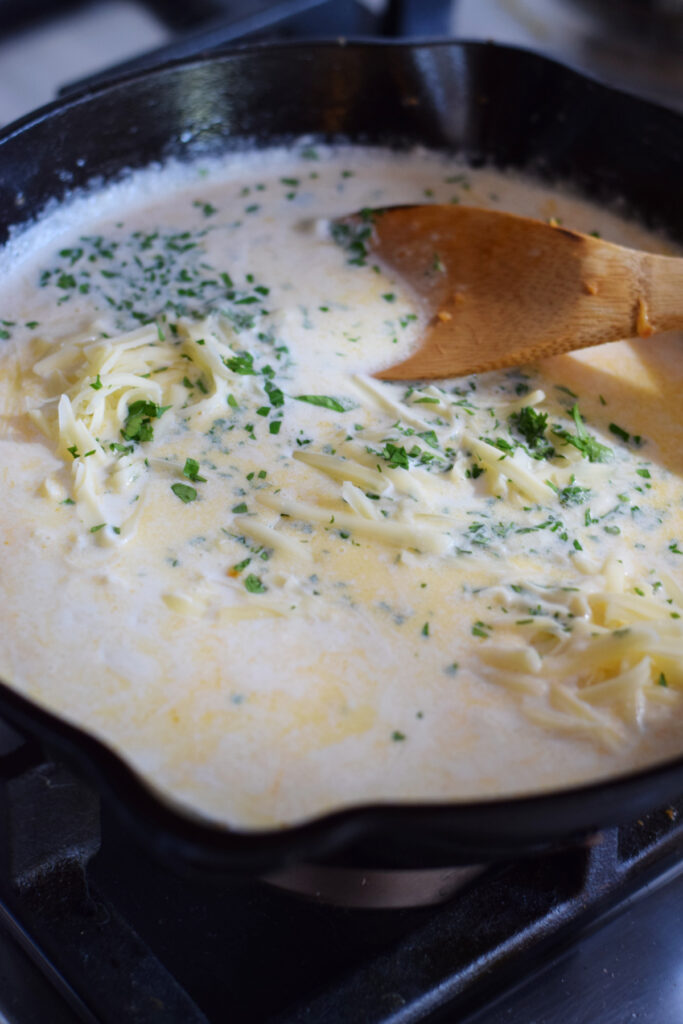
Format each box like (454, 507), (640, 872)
(1, 146), (683, 829)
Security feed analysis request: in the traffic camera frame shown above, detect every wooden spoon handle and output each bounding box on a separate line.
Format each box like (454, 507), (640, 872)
(645, 253), (683, 335)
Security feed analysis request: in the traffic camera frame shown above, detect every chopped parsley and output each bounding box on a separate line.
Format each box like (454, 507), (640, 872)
(509, 406), (554, 459)
(121, 400), (170, 443)
(558, 483), (590, 507)
(171, 483), (197, 503)
(609, 422), (630, 443)
(265, 381), (284, 407)
(294, 394), (355, 412)
(244, 573), (266, 594)
(330, 212), (374, 266)
(418, 429), (439, 449)
(192, 200), (218, 217)
(552, 405), (612, 463)
(183, 458), (206, 483)
(224, 351), (256, 375)
(381, 442), (410, 470)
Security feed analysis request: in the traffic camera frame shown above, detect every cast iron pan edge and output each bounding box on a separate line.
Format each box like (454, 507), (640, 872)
(1, 40), (683, 874)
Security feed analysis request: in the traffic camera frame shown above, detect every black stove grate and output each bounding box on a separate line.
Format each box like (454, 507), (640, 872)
(0, 720), (682, 1024)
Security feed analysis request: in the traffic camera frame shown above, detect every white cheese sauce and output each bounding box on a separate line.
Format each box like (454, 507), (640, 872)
(1, 146), (683, 829)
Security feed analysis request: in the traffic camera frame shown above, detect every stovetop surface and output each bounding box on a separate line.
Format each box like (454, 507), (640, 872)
(1, 749), (682, 1024)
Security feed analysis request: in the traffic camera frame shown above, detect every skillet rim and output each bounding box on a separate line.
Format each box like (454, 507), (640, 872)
(1, 38), (683, 871)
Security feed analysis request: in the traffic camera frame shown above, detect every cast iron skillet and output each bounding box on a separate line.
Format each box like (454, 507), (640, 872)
(1, 40), (683, 876)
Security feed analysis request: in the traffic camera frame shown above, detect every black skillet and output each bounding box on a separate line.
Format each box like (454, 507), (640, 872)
(1, 40), (683, 876)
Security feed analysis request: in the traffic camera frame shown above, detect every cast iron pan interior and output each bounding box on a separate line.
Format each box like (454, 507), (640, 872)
(1, 40), (683, 874)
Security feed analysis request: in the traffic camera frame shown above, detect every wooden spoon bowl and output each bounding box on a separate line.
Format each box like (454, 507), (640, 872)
(342, 205), (683, 380)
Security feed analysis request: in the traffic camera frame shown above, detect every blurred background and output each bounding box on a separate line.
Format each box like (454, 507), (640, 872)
(0, 0), (682, 127)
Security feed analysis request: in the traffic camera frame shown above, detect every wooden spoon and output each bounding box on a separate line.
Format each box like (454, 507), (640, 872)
(343, 205), (683, 380)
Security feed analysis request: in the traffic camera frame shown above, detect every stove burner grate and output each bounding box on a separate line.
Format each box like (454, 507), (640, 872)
(0, 720), (681, 1023)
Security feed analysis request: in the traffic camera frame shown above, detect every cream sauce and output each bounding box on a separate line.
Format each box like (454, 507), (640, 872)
(1, 147), (682, 829)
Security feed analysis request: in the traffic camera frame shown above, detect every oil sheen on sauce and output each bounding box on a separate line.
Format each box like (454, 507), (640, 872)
(1, 147), (682, 829)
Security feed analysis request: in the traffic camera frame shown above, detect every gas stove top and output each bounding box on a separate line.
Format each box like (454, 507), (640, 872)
(0, 4), (682, 1023)
(1, 714), (683, 1023)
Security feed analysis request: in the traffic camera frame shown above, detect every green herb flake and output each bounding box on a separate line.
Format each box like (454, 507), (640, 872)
(90, 523), (106, 533)
(171, 483), (198, 504)
(90, 374), (103, 390)
(121, 400), (170, 443)
(224, 352), (256, 375)
(418, 429), (439, 450)
(244, 573), (266, 594)
(265, 382), (284, 407)
(559, 484), (590, 507)
(553, 404), (612, 463)
(183, 458), (206, 483)
(294, 394), (353, 413)
(193, 200), (218, 217)
(509, 406), (554, 459)
(391, 731), (406, 742)
(381, 442), (410, 470)
(609, 422), (630, 443)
